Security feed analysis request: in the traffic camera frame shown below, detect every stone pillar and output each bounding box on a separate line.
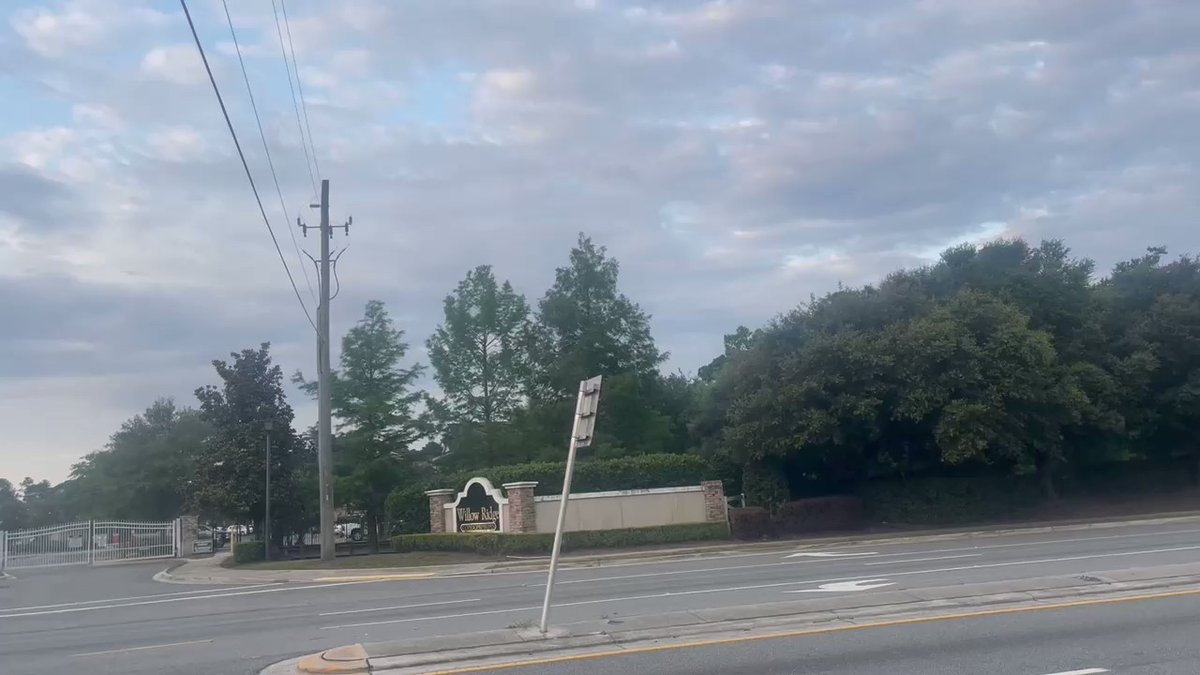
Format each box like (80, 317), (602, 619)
(503, 482), (539, 533)
(178, 515), (199, 557)
(701, 481), (727, 522)
(425, 489), (456, 534)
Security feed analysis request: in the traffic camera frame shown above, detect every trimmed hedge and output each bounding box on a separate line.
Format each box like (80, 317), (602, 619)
(232, 540), (264, 564)
(392, 521), (730, 556)
(859, 475), (1042, 525)
(729, 507), (772, 540)
(774, 496), (863, 534)
(438, 454), (717, 496)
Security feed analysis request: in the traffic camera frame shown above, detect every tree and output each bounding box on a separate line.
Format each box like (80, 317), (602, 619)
(298, 301), (425, 551)
(534, 234), (666, 398)
(66, 399), (209, 521)
(193, 343), (302, 544)
(0, 479), (28, 531)
(427, 266), (534, 462)
(18, 478), (63, 527)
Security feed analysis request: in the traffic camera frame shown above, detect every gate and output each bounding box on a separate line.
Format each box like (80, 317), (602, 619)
(1, 519), (179, 571)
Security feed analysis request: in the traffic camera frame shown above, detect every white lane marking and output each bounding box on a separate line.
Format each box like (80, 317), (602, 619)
(72, 639), (214, 657)
(785, 552), (878, 559)
(323, 543), (1200, 630)
(864, 554), (981, 566)
(0, 579), (394, 619)
(552, 539), (1200, 588)
(793, 579), (894, 593)
(1041, 669), (1108, 675)
(0, 582), (280, 613)
(319, 598), (482, 617)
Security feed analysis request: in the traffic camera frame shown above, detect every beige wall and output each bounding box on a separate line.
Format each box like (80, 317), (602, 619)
(534, 486), (707, 532)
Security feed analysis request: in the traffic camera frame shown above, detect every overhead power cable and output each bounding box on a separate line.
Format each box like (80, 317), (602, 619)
(180, 0), (317, 333)
(272, 0), (322, 192)
(220, 0), (315, 303)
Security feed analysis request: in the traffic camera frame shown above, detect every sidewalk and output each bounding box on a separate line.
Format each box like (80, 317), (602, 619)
(157, 510), (1200, 585)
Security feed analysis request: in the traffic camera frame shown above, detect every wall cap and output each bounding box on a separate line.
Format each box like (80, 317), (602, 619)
(534, 484), (704, 502)
(502, 481), (539, 489)
(424, 489), (457, 496)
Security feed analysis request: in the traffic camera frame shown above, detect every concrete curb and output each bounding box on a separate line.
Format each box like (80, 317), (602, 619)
(172, 511), (1200, 586)
(265, 562), (1200, 674)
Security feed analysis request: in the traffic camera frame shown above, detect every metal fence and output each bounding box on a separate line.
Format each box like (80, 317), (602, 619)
(1, 519), (179, 571)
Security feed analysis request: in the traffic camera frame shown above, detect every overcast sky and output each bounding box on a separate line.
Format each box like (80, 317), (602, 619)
(2, 0), (1198, 485)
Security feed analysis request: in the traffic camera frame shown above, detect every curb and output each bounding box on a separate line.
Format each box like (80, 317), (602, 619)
(270, 563), (1200, 674)
(168, 511), (1200, 586)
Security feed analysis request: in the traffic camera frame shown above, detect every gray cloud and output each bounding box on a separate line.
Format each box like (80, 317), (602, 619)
(2, 0), (1198, 482)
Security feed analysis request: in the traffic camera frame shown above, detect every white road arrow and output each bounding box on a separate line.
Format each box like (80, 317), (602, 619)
(785, 551), (878, 559)
(790, 578), (894, 593)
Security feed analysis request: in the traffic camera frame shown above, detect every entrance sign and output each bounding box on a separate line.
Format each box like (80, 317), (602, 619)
(192, 539), (214, 554)
(540, 374), (603, 633)
(449, 478), (508, 533)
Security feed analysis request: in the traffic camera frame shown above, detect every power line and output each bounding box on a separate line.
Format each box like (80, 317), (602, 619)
(220, 0), (315, 303)
(272, 0), (322, 191)
(180, 0), (317, 333)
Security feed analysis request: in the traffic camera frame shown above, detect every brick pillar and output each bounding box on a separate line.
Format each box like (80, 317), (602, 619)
(425, 489), (456, 533)
(178, 515), (199, 557)
(503, 482), (539, 533)
(701, 481), (727, 522)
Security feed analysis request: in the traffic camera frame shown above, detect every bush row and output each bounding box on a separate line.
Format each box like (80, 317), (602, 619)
(437, 453), (717, 496)
(858, 475), (1043, 525)
(729, 496), (865, 540)
(232, 539), (264, 564)
(392, 521), (730, 556)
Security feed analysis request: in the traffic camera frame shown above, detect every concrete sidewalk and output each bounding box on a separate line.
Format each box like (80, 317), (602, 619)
(157, 511), (1200, 585)
(262, 562), (1200, 674)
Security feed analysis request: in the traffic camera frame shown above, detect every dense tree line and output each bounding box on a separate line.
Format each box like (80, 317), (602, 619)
(6, 235), (1197, 540)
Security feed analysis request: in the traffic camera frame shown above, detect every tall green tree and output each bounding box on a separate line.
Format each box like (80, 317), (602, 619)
(66, 399), (209, 521)
(427, 266), (534, 463)
(194, 343), (302, 543)
(535, 234), (667, 398)
(299, 301), (425, 551)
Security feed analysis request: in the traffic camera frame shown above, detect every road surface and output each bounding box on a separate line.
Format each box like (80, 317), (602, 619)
(1, 519), (1199, 674)
(475, 594), (1200, 675)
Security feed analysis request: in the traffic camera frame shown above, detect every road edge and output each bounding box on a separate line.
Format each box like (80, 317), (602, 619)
(167, 511), (1200, 586)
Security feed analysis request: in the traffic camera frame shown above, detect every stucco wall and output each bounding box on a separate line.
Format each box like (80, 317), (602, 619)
(533, 486), (707, 532)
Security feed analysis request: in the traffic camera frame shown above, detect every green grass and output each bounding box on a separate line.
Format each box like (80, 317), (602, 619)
(224, 550), (498, 570)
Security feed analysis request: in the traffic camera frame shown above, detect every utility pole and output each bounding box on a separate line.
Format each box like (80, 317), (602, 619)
(263, 419), (273, 562)
(300, 179), (348, 562)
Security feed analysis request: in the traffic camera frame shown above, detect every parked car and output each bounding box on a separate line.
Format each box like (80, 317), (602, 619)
(335, 522), (365, 542)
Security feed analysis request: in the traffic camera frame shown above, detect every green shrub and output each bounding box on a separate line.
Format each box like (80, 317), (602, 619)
(859, 475), (1042, 525)
(774, 496), (863, 534)
(1061, 460), (1195, 498)
(392, 522), (729, 555)
(729, 507), (773, 540)
(385, 486), (430, 535)
(436, 454), (717, 496)
(232, 540), (264, 564)
(741, 461), (790, 511)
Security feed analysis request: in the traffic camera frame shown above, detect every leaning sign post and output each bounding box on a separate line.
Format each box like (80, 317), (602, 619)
(539, 375), (602, 634)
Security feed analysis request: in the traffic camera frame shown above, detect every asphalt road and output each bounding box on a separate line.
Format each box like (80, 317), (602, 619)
(484, 594), (1200, 675)
(2, 520), (1199, 674)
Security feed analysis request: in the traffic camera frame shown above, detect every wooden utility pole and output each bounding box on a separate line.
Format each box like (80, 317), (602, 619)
(300, 179), (348, 562)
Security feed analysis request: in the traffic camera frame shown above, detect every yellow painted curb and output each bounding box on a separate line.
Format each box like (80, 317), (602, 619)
(312, 572), (437, 582)
(296, 643), (369, 674)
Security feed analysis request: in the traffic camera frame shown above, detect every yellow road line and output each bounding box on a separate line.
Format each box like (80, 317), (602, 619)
(312, 573), (436, 582)
(429, 587), (1200, 674)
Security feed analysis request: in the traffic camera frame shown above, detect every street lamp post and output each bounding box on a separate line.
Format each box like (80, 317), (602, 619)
(264, 420), (273, 561)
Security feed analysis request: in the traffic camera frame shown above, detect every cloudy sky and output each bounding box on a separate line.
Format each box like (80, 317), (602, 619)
(2, 0), (1198, 485)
